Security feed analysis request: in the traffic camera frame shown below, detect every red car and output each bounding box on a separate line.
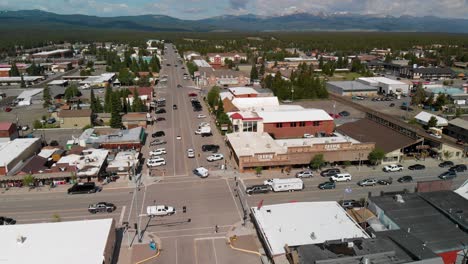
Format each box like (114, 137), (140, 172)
(188, 93), (197, 97)
(5, 107), (12, 112)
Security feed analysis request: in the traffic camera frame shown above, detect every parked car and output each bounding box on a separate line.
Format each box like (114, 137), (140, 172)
(330, 173), (352, 182)
(155, 109), (166, 114)
(296, 170), (314, 178)
(152, 131), (165, 138)
(389, 103), (395, 107)
(88, 202), (116, 214)
(193, 167), (209, 178)
(383, 164), (403, 172)
(150, 139), (166, 146)
(397, 176), (413, 183)
(320, 168), (340, 177)
(439, 171), (457, 180)
(246, 185), (271, 195)
(0, 216), (16, 225)
(408, 164), (425, 170)
(197, 114), (207, 119)
(378, 178), (393, 185)
(173, 104), (177, 110)
(47, 117), (56, 124)
(339, 111), (350, 117)
(187, 148), (195, 158)
(358, 178), (377, 187)
(67, 182), (98, 194)
(188, 93), (197, 97)
(449, 164), (467, 172)
(176, 84), (182, 88)
(303, 134), (314, 138)
(438, 161), (454, 168)
(318, 181), (336, 190)
(147, 205), (176, 217)
(207, 153), (224, 162)
(5, 107), (12, 112)
(149, 148), (166, 156)
(147, 157), (166, 167)
(202, 144), (220, 152)
(21, 125), (29, 131)
(156, 117), (166, 121)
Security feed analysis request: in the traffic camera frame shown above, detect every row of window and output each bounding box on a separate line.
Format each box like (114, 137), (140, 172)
(276, 121), (321, 128)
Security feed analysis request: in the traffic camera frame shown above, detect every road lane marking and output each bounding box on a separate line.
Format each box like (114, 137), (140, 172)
(194, 237), (225, 241)
(226, 178), (243, 221)
(126, 187), (136, 224)
(175, 239), (178, 264)
(152, 224), (233, 234)
(119, 205), (126, 225)
(158, 232), (227, 239)
(212, 239), (219, 264)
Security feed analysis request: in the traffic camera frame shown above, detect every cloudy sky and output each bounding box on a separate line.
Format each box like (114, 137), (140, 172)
(1, 0), (467, 19)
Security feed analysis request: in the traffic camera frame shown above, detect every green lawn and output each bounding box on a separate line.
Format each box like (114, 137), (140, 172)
(328, 72), (362, 81)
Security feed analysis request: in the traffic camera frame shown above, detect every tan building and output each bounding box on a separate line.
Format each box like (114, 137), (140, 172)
(122, 112), (149, 128)
(226, 132), (374, 172)
(58, 109), (92, 128)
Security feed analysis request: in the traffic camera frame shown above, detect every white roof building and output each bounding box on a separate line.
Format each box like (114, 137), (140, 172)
(231, 97), (279, 111)
(414, 111), (448, 127)
(0, 219), (115, 264)
(16, 88), (43, 106)
(357, 77), (409, 94)
(57, 148), (109, 177)
(251, 202), (369, 257)
(32, 49), (71, 57)
(257, 109), (333, 123)
(226, 132), (287, 157)
(107, 150), (140, 174)
(0, 138), (41, 175)
(193, 59), (211, 68)
(80, 73), (115, 85)
(228, 87), (259, 97)
(220, 91), (234, 101)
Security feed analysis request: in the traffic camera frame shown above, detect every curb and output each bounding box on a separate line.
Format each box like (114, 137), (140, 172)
(228, 238), (261, 256)
(134, 249), (161, 264)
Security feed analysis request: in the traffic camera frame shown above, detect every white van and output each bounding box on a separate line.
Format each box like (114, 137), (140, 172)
(270, 178), (304, 192)
(147, 157), (166, 167)
(331, 173), (352, 182)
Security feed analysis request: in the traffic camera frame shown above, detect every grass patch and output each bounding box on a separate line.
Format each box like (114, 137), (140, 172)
(328, 72), (362, 81)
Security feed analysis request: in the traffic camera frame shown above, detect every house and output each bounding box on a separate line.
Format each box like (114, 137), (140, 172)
(0, 138), (42, 176)
(51, 62), (72, 73)
(445, 118), (468, 142)
(122, 112), (150, 128)
(127, 87), (153, 108)
(183, 51), (201, 61)
(400, 67), (453, 80)
(414, 111), (448, 127)
(0, 219), (116, 264)
(0, 122), (19, 143)
(368, 191), (468, 264)
(207, 52), (247, 66)
(57, 109), (92, 129)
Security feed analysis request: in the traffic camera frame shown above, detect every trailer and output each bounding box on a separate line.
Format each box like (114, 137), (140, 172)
(270, 178), (304, 192)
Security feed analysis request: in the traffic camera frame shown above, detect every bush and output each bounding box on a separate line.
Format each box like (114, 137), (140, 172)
(33, 120), (43, 129)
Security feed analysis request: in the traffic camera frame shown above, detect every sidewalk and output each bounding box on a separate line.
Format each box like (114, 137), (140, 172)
(0, 180), (133, 195)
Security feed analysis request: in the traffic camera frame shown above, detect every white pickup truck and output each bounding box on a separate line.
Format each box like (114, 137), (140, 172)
(146, 205), (176, 217)
(383, 164), (403, 172)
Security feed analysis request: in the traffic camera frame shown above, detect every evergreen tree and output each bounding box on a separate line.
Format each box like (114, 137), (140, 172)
(427, 116), (438, 128)
(250, 63), (258, 81)
(90, 88), (98, 113)
(259, 63), (265, 77)
(118, 68), (133, 86)
(9, 63), (20, 77)
(109, 92), (122, 128)
(64, 84), (80, 100)
(43, 86), (52, 108)
(20, 74), (26, 88)
(216, 97), (224, 118)
(132, 89), (145, 112)
(104, 86), (113, 113)
(150, 55), (160, 72)
(318, 56), (324, 69)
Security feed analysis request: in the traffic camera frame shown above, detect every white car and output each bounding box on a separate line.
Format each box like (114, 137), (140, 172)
(149, 148), (166, 156)
(296, 170), (314, 178)
(147, 157), (166, 167)
(146, 205), (175, 217)
(197, 114), (207, 119)
(303, 134), (314, 138)
(187, 148), (195, 158)
(193, 167), (209, 178)
(330, 173), (352, 182)
(207, 153), (224, 162)
(199, 122), (210, 128)
(263, 178), (279, 186)
(383, 164), (403, 172)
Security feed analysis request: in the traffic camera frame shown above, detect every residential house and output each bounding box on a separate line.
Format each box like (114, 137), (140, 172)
(57, 109), (92, 129)
(127, 87), (153, 108)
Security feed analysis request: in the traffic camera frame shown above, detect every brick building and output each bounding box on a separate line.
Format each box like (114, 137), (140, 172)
(207, 52), (247, 66)
(0, 122), (19, 142)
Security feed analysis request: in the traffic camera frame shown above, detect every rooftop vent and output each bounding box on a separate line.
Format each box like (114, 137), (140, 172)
(16, 235), (26, 244)
(347, 242), (354, 248)
(310, 232), (316, 240)
(266, 144), (271, 148)
(395, 194), (405, 203)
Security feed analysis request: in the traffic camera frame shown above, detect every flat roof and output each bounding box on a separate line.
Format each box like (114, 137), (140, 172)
(228, 87), (259, 95)
(0, 219), (113, 264)
(0, 138), (40, 166)
(252, 202), (369, 256)
(257, 109), (333, 123)
(231, 97), (279, 111)
(359, 77), (407, 85)
(17, 88), (43, 100)
(449, 118), (468, 130)
(32, 49), (71, 56)
(48, 80), (68, 85)
(193, 59), (211, 68)
(414, 111), (448, 126)
(80, 73), (115, 84)
(370, 193), (468, 253)
(226, 132), (287, 157)
(327, 81), (378, 91)
(276, 132), (360, 147)
(0, 76), (44, 82)
(87, 127), (144, 145)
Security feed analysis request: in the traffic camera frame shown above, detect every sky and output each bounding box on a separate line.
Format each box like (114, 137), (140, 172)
(0, 0), (467, 19)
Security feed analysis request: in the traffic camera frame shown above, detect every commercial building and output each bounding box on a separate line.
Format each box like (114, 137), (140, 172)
(183, 51), (201, 61)
(56, 148), (108, 178)
(0, 218), (116, 264)
(0, 76), (45, 86)
(227, 132), (374, 172)
(0, 122), (19, 142)
(197, 68), (250, 87)
(414, 111), (448, 127)
(357, 77), (410, 94)
(400, 67), (453, 80)
(0, 138), (42, 176)
(326, 81), (378, 96)
(79, 73), (115, 88)
(57, 109), (92, 128)
(106, 150), (140, 178)
(31, 49), (73, 59)
(122, 112), (150, 128)
(207, 52), (247, 66)
(251, 202), (369, 261)
(78, 127), (145, 150)
(445, 118), (468, 142)
(16, 88), (43, 106)
(368, 192), (468, 264)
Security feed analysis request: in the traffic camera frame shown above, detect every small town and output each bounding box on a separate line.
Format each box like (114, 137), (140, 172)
(0, 2), (467, 264)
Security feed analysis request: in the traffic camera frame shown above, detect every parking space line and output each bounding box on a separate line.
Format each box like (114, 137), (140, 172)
(175, 239), (178, 264)
(158, 231), (228, 239)
(226, 178), (243, 221)
(212, 239), (219, 264)
(119, 205), (126, 225)
(154, 224), (233, 234)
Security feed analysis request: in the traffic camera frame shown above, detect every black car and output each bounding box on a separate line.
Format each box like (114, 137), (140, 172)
(0, 216), (16, 225)
(378, 178), (393, 185)
(449, 164), (467, 172)
(339, 111), (350, 117)
(202, 144), (220, 152)
(439, 171), (457, 180)
(67, 182), (97, 194)
(177, 84), (182, 88)
(88, 202), (116, 214)
(320, 168), (341, 177)
(246, 185), (271, 195)
(318, 181), (336, 190)
(156, 109), (166, 114)
(173, 104), (177, 110)
(438, 161), (454, 168)
(152, 131), (165, 138)
(408, 164), (425, 170)
(397, 176), (413, 183)
(156, 117), (166, 121)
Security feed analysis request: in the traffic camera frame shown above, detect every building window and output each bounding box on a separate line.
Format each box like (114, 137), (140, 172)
(276, 123), (283, 128)
(299, 122), (306, 127)
(243, 121), (258, 132)
(290, 122), (297, 127)
(313, 121), (320, 126)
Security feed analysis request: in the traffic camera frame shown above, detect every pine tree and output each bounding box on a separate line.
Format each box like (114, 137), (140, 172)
(20, 75), (26, 88)
(259, 63), (265, 77)
(318, 57), (324, 69)
(109, 93), (122, 128)
(104, 86), (113, 113)
(132, 89), (145, 112)
(43, 86), (52, 108)
(250, 63), (258, 81)
(216, 97), (224, 118)
(9, 63), (20, 77)
(90, 88), (97, 113)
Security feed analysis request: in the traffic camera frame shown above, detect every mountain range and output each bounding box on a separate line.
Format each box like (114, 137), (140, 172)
(1, 10), (468, 33)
